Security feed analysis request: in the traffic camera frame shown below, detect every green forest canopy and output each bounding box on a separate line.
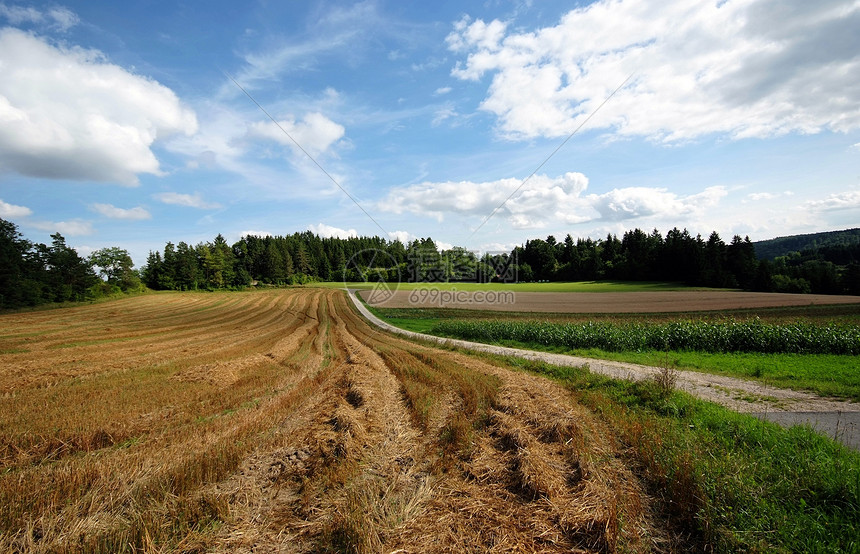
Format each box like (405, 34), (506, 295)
(753, 228), (860, 260)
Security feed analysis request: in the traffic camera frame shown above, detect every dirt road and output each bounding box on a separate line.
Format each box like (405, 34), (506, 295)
(349, 290), (860, 450)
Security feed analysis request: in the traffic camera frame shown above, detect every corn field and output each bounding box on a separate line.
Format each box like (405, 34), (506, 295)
(432, 318), (860, 355)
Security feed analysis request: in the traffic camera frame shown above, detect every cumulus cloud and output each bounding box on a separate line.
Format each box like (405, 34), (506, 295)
(447, 0), (860, 141)
(90, 203), (151, 220)
(0, 198), (32, 218)
(247, 112), (345, 156)
(308, 223), (358, 239)
(31, 219), (94, 236)
(387, 230), (415, 244)
(153, 192), (221, 209)
(166, 92), (347, 194)
(379, 171), (727, 229)
(378, 172), (590, 229)
(0, 28), (197, 185)
(806, 190), (860, 212)
(588, 186), (726, 222)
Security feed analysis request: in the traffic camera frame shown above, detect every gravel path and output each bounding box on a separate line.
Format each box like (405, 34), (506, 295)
(348, 290), (860, 450)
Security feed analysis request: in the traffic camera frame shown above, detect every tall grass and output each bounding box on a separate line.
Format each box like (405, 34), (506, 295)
(433, 318), (860, 355)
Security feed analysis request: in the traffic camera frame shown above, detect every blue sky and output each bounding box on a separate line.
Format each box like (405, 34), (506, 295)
(1, 0), (858, 266)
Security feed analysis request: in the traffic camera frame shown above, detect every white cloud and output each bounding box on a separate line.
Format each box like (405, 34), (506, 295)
(432, 104), (458, 126)
(378, 172), (590, 229)
(0, 198), (32, 218)
(479, 241), (519, 254)
(247, 112), (345, 156)
(44, 6), (77, 31)
(747, 192), (779, 201)
(379, 171), (727, 229)
(434, 87), (452, 95)
(153, 192), (221, 209)
(31, 219), (94, 236)
(0, 28), (197, 186)
(806, 190), (860, 212)
(235, 2), (382, 86)
(588, 186), (726, 222)
(240, 230), (272, 239)
(447, 0), (860, 141)
(0, 3), (79, 31)
(745, 191), (794, 202)
(387, 230), (413, 244)
(308, 223), (358, 239)
(74, 244), (94, 258)
(0, 4), (41, 25)
(91, 203), (151, 220)
(165, 91), (349, 201)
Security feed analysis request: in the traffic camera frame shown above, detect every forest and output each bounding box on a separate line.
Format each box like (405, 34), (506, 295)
(1, 216), (858, 310)
(0, 218), (143, 309)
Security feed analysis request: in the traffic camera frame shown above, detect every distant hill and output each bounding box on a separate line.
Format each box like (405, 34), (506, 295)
(753, 228), (860, 260)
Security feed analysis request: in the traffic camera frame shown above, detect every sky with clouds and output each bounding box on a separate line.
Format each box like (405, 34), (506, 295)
(0, 0), (858, 265)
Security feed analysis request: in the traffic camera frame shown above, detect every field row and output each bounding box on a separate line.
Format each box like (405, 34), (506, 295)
(0, 289), (658, 552)
(360, 287), (860, 313)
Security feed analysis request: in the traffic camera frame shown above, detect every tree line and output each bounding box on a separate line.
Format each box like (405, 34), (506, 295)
(139, 233), (506, 290)
(513, 228), (860, 295)
(2, 216), (858, 310)
(140, 232), (398, 290)
(0, 218), (142, 309)
(752, 228), (860, 260)
(140, 226), (858, 295)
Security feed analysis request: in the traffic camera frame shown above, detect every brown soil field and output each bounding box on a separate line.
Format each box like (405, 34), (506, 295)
(362, 290), (860, 313)
(0, 288), (681, 552)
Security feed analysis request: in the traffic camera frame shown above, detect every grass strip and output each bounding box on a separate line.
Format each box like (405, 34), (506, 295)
(495, 355), (860, 552)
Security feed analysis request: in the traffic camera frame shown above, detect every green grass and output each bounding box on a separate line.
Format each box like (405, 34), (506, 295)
(317, 280), (706, 292)
(500, 342), (860, 402)
(583, 349), (860, 400)
(492, 355), (860, 552)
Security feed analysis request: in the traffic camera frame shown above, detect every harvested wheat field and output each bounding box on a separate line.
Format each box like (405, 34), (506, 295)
(364, 289), (860, 313)
(0, 288), (683, 552)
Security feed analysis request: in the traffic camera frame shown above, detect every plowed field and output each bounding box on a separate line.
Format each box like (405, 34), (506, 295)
(363, 289), (860, 313)
(0, 288), (680, 552)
